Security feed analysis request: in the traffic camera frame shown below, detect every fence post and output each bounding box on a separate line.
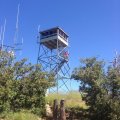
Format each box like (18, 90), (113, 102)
(53, 99), (59, 120)
(59, 99), (66, 120)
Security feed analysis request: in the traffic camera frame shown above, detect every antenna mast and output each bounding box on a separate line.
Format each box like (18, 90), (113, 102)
(2, 19), (6, 50)
(112, 50), (120, 68)
(0, 26), (3, 49)
(13, 3), (23, 56)
(14, 4), (20, 47)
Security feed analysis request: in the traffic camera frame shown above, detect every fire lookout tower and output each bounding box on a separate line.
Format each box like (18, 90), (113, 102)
(37, 27), (70, 93)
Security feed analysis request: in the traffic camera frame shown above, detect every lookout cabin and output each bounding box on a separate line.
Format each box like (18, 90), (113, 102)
(40, 27), (68, 49)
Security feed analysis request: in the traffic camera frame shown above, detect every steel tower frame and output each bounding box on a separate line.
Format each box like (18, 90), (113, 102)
(37, 27), (70, 93)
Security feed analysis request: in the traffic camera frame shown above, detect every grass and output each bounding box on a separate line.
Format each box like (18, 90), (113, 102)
(1, 111), (41, 120)
(46, 91), (87, 109)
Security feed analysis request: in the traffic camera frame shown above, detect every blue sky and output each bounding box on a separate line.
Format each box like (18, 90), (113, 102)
(0, 0), (120, 90)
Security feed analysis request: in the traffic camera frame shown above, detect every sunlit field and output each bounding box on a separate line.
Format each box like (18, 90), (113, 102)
(46, 91), (87, 109)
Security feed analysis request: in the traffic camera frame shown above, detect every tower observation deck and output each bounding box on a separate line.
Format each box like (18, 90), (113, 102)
(40, 27), (68, 49)
(37, 27), (70, 93)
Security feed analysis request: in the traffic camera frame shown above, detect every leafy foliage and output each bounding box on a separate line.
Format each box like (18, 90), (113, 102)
(72, 57), (120, 120)
(0, 51), (54, 117)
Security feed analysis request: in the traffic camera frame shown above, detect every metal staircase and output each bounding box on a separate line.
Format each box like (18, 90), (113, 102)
(52, 59), (67, 76)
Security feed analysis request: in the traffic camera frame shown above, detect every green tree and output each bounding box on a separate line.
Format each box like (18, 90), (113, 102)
(0, 51), (14, 113)
(0, 51), (54, 116)
(107, 58), (120, 120)
(72, 57), (120, 120)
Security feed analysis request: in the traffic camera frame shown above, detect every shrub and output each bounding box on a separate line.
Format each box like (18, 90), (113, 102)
(0, 51), (54, 116)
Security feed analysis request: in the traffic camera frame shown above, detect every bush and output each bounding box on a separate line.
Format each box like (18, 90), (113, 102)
(72, 57), (120, 120)
(66, 107), (89, 120)
(0, 51), (54, 116)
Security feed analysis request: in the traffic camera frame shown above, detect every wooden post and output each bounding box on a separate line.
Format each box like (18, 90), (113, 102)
(53, 99), (59, 120)
(59, 100), (66, 120)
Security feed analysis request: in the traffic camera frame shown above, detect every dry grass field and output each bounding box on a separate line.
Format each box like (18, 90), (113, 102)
(46, 91), (87, 109)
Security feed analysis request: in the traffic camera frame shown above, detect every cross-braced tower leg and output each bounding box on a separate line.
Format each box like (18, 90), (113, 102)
(37, 27), (71, 93)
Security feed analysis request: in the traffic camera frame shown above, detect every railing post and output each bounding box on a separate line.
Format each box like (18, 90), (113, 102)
(59, 99), (66, 120)
(53, 99), (59, 120)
